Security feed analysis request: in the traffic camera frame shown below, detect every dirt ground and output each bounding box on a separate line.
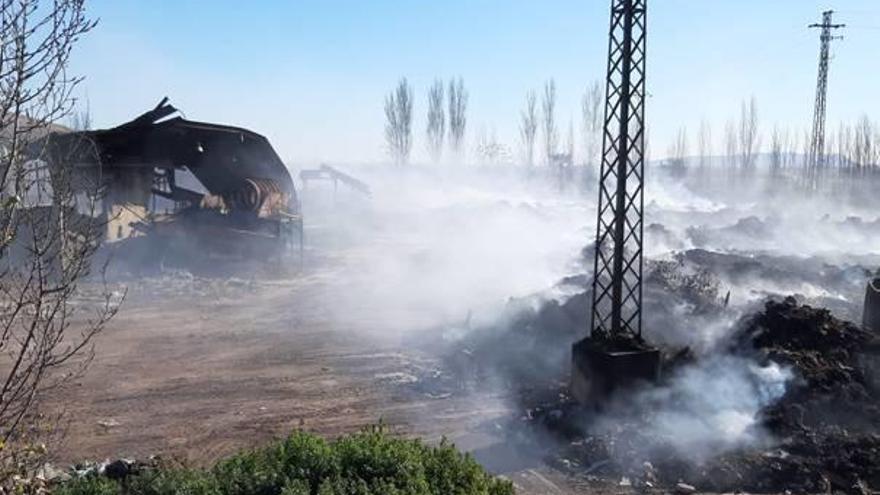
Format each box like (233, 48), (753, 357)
(39, 171), (615, 494)
(50, 265), (590, 494)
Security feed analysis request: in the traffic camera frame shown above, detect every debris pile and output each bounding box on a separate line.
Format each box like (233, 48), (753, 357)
(2, 457), (160, 493)
(677, 248), (872, 322)
(429, 259), (727, 397)
(723, 297), (880, 493)
(524, 297), (880, 494)
(645, 258), (724, 315)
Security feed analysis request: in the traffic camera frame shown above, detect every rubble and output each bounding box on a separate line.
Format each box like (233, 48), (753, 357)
(70, 457), (159, 481)
(409, 275), (880, 494)
(535, 297), (880, 493)
(677, 248), (874, 322)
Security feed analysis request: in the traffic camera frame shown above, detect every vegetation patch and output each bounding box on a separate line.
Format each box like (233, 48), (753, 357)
(54, 427), (513, 495)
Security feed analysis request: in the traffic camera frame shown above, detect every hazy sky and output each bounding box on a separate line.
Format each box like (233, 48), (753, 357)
(70, 0), (880, 165)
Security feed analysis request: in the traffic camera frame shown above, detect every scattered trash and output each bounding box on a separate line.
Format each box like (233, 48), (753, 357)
(97, 419), (120, 429)
(675, 481), (696, 494)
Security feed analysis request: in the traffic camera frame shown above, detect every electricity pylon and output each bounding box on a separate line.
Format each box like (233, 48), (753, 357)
(807, 10), (844, 187)
(590, 0), (647, 341)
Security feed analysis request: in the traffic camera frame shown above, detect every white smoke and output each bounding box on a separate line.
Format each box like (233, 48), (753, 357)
(295, 162), (872, 467)
(629, 356), (793, 460)
(298, 164), (590, 339)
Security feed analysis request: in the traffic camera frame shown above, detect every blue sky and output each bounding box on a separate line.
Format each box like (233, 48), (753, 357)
(70, 1), (880, 164)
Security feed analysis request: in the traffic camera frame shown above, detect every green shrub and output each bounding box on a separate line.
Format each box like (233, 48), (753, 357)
(54, 475), (118, 495)
(128, 468), (220, 495)
(422, 438), (511, 495)
(279, 478), (310, 495)
(51, 428), (514, 495)
(211, 431), (337, 495)
(333, 429), (431, 494)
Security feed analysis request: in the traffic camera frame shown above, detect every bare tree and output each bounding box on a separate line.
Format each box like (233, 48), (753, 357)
(723, 119), (737, 173)
(825, 132), (837, 173)
(800, 128), (813, 186)
(873, 126), (880, 176)
(448, 77), (468, 157)
(0, 0), (120, 484)
(853, 116), (874, 175)
(738, 97), (760, 173)
(426, 79), (445, 163)
(698, 119), (712, 172)
(837, 122), (851, 172)
(779, 128), (791, 170)
(519, 90), (538, 167)
(384, 77), (413, 165)
(69, 100), (92, 131)
(769, 126), (783, 176)
(787, 130), (801, 170)
(667, 126), (688, 176)
(581, 81), (602, 167)
(542, 79), (557, 166)
(784, 128), (794, 170)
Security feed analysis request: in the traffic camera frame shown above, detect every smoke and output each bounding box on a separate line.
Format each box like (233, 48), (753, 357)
(613, 356), (793, 462)
(300, 164), (590, 338)
(294, 162), (879, 472)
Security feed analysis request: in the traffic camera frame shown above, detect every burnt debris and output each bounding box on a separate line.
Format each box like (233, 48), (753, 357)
(549, 298), (880, 493)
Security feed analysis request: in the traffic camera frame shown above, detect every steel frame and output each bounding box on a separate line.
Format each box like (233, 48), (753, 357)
(807, 10), (844, 186)
(590, 0), (647, 341)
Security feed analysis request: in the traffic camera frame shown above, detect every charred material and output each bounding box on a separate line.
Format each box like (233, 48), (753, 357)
(864, 277), (880, 332)
(37, 98), (303, 264)
(530, 298), (880, 494)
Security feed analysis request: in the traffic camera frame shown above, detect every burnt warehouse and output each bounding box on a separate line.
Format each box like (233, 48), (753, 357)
(39, 98), (303, 261)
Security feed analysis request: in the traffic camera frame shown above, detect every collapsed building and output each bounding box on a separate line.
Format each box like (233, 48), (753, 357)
(37, 98), (302, 265)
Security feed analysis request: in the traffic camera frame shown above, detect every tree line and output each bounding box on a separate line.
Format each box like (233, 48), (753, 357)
(384, 77), (602, 168)
(666, 97), (880, 190)
(383, 78), (880, 194)
(385, 77), (467, 165)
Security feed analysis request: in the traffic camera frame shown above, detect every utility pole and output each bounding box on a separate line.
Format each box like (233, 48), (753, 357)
(571, 0), (659, 406)
(807, 10), (844, 187)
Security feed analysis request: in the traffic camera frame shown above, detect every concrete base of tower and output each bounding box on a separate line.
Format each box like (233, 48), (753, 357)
(570, 336), (661, 407)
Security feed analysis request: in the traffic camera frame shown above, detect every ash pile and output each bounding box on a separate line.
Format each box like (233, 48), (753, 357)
(430, 257), (880, 494)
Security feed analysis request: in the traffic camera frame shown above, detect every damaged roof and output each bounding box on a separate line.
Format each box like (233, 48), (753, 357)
(41, 98), (295, 197)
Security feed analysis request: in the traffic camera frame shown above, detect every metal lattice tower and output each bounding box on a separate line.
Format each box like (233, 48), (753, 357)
(807, 10), (844, 183)
(590, 0), (647, 341)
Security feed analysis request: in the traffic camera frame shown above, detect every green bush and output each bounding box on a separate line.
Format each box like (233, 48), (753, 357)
(52, 428), (514, 495)
(54, 475), (118, 495)
(128, 468), (220, 495)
